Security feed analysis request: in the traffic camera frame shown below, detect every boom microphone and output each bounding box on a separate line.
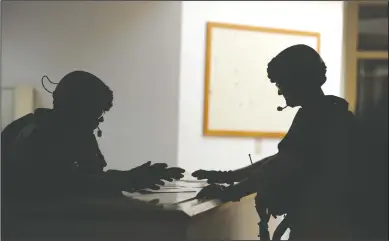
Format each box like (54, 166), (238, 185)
(97, 127), (102, 137)
(277, 106), (288, 111)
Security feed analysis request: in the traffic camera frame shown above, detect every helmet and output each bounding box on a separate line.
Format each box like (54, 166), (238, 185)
(53, 70), (113, 114)
(267, 44), (327, 87)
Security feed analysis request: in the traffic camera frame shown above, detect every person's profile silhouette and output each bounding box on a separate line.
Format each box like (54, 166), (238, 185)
(192, 44), (361, 239)
(1, 70), (185, 205)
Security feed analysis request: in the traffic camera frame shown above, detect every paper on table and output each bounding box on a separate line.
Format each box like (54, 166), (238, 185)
(162, 172), (208, 188)
(123, 190), (197, 205)
(122, 172), (209, 205)
(162, 182), (207, 188)
(142, 187), (200, 193)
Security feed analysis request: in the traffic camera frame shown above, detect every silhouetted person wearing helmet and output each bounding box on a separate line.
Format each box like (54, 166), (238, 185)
(192, 45), (360, 239)
(2, 71), (185, 205)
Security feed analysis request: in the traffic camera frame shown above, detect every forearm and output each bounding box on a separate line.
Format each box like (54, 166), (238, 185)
(228, 177), (258, 198)
(232, 154), (276, 181)
(226, 152), (301, 200)
(104, 169), (123, 182)
(222, 163), (274, 200)
(71, 170), (124, 196)
(104, 169), (135, 189)
(251, 151), (304, 195)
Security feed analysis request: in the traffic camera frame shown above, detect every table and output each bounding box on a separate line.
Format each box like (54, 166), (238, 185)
(3, 175), (285, 240)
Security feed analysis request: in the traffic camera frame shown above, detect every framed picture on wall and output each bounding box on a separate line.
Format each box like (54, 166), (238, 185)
(203, 22), (321, 138)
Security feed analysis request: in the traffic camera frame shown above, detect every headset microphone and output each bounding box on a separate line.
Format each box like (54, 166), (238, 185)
(277, 106), (288, 111)
(97, 127), (102, 137)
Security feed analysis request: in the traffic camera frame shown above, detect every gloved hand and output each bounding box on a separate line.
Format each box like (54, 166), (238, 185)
(196, 184), (243, 202)
(121, 161), (185, 192)
(192, 170), (240, 184)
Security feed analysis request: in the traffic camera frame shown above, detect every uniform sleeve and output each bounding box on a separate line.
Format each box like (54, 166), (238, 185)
(32, 132), (119, 198)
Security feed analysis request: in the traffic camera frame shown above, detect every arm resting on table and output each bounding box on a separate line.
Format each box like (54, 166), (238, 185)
(230, 154), (277, 182)
(227, 151), (303, 200)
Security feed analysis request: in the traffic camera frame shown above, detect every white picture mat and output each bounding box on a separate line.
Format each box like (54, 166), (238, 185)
(206, 24), (319, 135)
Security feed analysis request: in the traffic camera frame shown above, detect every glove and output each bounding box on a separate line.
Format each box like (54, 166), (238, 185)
(192, 170), (239, 184)
(196, 184), (243, 202)
(122, 161), (185, 192)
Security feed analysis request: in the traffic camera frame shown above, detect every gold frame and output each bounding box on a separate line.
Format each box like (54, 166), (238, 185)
(344, 1), (388, 112)
(203, 22), (320, 138)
